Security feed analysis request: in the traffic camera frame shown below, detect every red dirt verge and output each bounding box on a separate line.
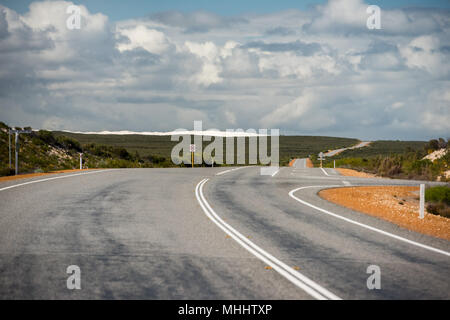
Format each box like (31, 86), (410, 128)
(319, 186), (450, 241)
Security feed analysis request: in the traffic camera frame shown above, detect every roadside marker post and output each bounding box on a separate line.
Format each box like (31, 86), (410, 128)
(79, 153), (83, 170)
(334, 160), (336, 169)
(419, 184), (425, 219)
(10, 128), (32, 175)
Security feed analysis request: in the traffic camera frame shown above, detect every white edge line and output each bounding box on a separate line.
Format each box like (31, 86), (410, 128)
(195, 178), (341, 300)
(289, 186), (450, 257)
(216, 167), (245, 176)
(0, 169), (116, 192)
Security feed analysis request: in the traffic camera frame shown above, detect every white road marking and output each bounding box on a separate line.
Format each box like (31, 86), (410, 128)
(216, 167), (247, 176)
(271, 167), (282, 177)
(342, 181), (351, 186)
(0, 170), (116, 192)
(289, 185), (450, 257)
(320, 168), (330, 176)
(195, 178), (341, 300)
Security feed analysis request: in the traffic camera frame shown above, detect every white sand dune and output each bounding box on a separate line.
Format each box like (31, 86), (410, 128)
(61, 130), (267, 137)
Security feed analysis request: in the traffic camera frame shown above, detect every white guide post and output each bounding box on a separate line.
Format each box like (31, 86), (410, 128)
(419, 184), (425, 219)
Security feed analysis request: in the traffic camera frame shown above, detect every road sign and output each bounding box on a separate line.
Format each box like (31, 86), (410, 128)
(318, 152), (325, 168)
(190, 144), (195, 168)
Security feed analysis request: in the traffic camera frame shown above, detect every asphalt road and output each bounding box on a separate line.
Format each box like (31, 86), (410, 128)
(0, 164), (449, 299)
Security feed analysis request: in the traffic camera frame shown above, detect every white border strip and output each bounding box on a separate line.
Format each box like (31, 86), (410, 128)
(289, 185), (450, 257)
(195, 178), (341, 300)
(0, 170), (115, 192)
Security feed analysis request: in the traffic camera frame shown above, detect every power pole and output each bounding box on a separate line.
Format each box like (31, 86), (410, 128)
(8, 129), (11, 169)
(10, 129), (32, 175)
(15, 132), (18, 175)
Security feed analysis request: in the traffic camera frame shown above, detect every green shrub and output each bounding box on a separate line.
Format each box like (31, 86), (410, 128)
(425, 186), (450, 205)
(56, 136), (82, 152)
(37, 130), (57, 145)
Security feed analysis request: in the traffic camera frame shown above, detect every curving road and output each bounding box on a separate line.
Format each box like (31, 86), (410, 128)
(0, 164), (448, 299)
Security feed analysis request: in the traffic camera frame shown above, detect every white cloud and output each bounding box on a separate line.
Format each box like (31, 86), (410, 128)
(421, 87), (450, 132)
(307, 0), (368, 33)
(117, 25), (170, 54)
(184, 41), (223, 86)
(258, 52), (339, 79)
(0, 1), (449, 140)
(399, 36), (449, 76)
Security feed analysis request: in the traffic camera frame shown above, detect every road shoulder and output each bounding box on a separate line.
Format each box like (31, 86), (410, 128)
(319, 186), (450, 241)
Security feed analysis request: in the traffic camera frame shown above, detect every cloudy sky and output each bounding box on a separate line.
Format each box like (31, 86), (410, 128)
(0, 0), (449, 140)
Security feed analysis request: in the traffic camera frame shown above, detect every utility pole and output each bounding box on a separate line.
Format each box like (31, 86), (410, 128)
(10, 128), (32, 175)
(8, 129), (11, 169)
(15, 132), (18, 175)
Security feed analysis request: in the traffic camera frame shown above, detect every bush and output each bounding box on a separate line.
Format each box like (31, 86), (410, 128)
(56, 136), (82, 152)
(37, 130), (57, 145)
(0, 168), (15, 176)
(425, 186), (450, 205)
(426, 202), (450, 218)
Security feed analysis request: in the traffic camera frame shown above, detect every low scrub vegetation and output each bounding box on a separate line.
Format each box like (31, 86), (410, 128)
(426, 186), (450, 218)
(317, 138), (449, 181)
(55, 131), (359, 167)
(0, 122), (178, 176)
